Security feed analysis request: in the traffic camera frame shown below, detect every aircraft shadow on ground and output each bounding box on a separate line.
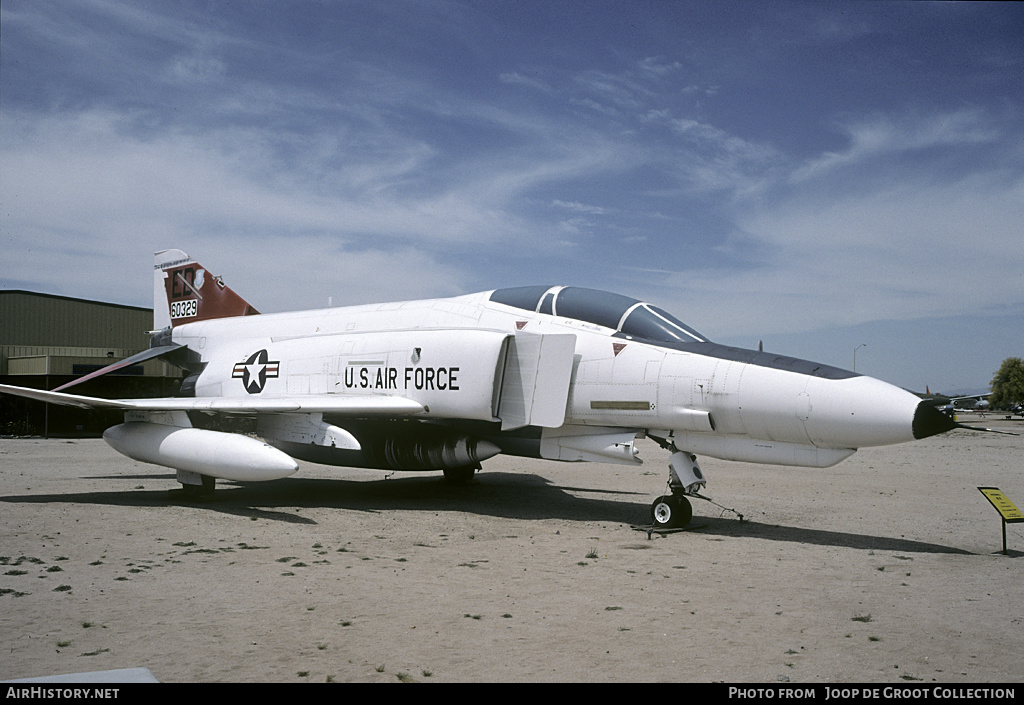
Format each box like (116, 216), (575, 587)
(0, 472), (640, 526)
(1, 471), (977, 555)
(686, 516), (975, 555)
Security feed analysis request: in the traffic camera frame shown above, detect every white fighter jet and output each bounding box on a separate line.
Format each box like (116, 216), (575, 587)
(0, 249), (964, 528)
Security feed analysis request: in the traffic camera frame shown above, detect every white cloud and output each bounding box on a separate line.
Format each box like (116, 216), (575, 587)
(498, 71), (554, 94)
(1, 110), (530, 241)
(641, 169), (1024, 340)
(550, 200), (609, 215)
(168, 51), (227, 84)
(0, 102), (630, 308)
(792, 109), (1001, 182)
(638, 57), (683, 76)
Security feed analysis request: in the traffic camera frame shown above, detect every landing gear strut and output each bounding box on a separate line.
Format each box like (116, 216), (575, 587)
(647, 436), (707, 530)
(175, 470), (215, 500)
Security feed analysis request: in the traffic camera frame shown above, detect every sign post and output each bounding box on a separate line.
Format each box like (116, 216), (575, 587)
(977, 487), (1023, 555)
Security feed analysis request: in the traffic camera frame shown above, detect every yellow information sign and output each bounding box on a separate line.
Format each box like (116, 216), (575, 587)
(978, 487), (1024, 523)
(978, 487), (1022, 555)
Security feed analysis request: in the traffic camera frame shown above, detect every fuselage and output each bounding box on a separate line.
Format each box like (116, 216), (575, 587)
(169, 286), (946, 470)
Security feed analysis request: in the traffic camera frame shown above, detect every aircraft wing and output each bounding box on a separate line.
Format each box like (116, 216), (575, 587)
(0, 384), (425, 416)
(51, 344), (185, 392)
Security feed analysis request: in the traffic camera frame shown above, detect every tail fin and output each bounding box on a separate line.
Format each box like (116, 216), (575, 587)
(153, 249), (259, 329)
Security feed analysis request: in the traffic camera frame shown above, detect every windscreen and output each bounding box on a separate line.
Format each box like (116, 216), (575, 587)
(620, 304), (705, 343)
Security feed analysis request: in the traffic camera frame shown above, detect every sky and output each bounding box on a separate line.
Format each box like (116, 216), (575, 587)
(2, 0), (1022, 394)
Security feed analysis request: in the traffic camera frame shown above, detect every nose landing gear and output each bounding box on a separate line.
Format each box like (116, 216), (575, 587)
(642, 434), (746, 532)
(634, 435), (747, 535)
(649, 446), (705, 528)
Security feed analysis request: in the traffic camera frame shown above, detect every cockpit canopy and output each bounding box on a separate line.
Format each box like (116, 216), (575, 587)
(489, 286), (706, 345)
(489, 285), (859, 380)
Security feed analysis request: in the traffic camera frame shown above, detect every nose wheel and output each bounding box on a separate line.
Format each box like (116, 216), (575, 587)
(651, 494), (693, 529)
(647, 434), (708, 530)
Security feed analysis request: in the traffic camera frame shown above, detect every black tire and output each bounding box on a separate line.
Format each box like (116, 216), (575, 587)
(180, 475), (215, 499)
(650, 494), (692, 529)
(442, 465), (477, 484)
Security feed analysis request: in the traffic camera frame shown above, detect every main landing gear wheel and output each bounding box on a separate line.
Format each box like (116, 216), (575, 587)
(651, 494), (693, 529)
(442, 465), (478, 484)
(179, 474), (215, 500)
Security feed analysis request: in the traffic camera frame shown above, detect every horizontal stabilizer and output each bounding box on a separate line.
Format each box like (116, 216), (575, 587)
(52, 344), (184, 392)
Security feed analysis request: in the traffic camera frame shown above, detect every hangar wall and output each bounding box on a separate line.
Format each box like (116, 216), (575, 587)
(1, 291), (181, 437)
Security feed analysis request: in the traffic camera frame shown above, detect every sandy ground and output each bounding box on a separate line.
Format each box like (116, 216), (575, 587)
(1, 418), (1022, 683)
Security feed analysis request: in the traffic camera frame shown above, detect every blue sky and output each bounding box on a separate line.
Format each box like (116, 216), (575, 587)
(2, 1), (1022, 394)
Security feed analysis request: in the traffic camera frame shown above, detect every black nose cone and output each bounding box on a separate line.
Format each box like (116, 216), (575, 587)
(912, 400), (958, 440)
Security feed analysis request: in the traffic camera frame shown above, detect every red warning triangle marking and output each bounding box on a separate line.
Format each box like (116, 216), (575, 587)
(612, 343), (627, 356)
(516, 321), (527, 330)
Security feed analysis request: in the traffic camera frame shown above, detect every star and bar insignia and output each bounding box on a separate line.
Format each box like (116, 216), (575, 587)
(232, 349), (280, 394)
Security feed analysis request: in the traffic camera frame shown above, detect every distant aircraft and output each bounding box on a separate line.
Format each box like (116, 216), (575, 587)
(934, 393), (992, 415)
(0, 250), (975, 528)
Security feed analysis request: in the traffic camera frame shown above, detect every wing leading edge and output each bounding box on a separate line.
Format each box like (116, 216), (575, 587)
(0, 384), (425, 416)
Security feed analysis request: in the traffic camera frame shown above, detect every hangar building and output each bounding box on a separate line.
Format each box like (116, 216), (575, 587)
(1, 291), (181, 436)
